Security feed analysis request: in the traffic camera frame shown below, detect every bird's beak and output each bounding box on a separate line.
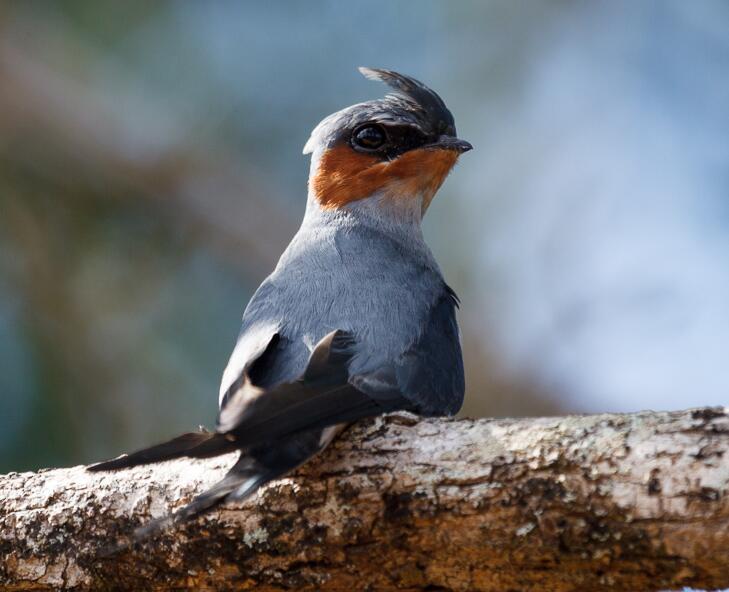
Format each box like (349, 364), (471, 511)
(426, 135), (473, 153)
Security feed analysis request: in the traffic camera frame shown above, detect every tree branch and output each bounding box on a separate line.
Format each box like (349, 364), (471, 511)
(2, 408), (728, 591)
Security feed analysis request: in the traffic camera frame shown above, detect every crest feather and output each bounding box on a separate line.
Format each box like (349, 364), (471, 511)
(358, 67), (455, 134)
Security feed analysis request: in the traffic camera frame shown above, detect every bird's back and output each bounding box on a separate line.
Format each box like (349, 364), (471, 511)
(222, 208), (450, 395)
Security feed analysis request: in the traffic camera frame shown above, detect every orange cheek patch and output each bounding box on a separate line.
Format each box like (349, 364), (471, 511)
(383, 149), (459, 212)
(312, 144), (459, 211)
(311, 144), (382, 209)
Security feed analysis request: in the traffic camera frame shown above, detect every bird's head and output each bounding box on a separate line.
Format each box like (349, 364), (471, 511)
(304, 68), (472, 220)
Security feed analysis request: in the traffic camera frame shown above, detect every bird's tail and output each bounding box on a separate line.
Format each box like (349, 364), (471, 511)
(99, 454), (277, 555)
(87, 429), (237, 472)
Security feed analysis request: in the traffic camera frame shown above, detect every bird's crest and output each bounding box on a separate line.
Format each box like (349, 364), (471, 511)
(358, 67), (455, 135)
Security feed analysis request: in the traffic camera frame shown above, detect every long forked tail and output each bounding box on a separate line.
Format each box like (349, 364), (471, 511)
(100, 455), (275, 555)
(87, 430), (237, 472)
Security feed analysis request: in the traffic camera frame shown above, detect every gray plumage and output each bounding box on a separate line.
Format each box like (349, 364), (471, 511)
(87, 67), (468, 549)
(219, 206), (463, 415)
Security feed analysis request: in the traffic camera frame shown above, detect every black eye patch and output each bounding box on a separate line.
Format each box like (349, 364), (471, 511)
(383, 125), (430, 158)
(348, 123), (430, 160)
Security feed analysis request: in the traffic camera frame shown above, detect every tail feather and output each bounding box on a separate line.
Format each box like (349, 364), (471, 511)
(87, 431), (236, 472)
(100, 456), (273, 555)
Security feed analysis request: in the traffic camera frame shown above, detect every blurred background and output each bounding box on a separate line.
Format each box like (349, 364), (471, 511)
(1, 1), (728, 473)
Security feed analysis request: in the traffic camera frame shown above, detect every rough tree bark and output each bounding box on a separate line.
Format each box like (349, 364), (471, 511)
(1, 408), (728, 591)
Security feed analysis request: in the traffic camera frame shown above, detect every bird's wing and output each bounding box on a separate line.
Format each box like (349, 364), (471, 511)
(88, 328), (285, 472)
(390, 285), (464, 415)
(87, 430), (236, 472)
(89, 286), (463, 473)
(217, 285), (464, 444)
(353, 285), (465, 417)
(87, 329), (406, 474)
(216, 330), (410, 443)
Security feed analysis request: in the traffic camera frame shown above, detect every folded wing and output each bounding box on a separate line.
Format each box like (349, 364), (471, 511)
(216, 330), (410, 443)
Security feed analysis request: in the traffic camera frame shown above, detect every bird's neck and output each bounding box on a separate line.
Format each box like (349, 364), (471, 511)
(280, 184), (438, 280)
(304, 187), (426, 240)
(305, 153), (426, 238)
(290, 199), (438, 280)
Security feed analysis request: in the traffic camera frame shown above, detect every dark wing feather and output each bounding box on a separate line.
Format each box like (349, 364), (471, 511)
(216, 330), (410, 443)
(87, 431), (236, 472)
(89, 289), (462, 474)
(396, 285), (464, 415)
(220, 332), (282, 409)
(355, 285), (465, 417)
(87, 331), (406, 473)
(218, 287), (464, 445)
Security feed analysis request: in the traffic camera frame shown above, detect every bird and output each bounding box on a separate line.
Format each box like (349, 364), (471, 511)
(88, 67), (472, 545)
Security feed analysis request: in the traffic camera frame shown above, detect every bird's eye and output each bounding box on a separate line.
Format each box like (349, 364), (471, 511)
(352, 124), (386, 151)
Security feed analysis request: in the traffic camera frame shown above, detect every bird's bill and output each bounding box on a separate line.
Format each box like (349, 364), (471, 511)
(424, 135), (473, 153)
